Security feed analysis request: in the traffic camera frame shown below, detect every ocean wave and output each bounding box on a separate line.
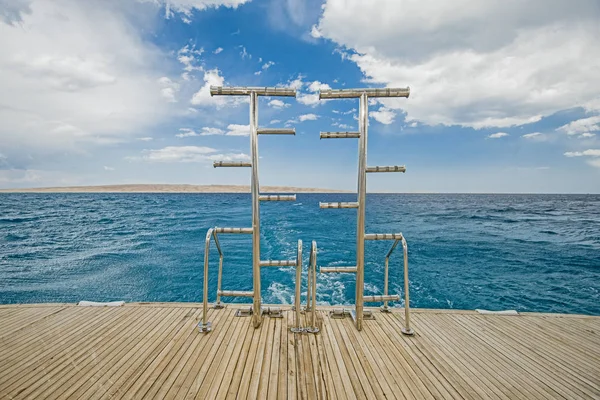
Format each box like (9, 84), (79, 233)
(0, 193), (598, 315)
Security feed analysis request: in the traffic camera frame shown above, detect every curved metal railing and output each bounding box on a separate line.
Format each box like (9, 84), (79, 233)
(291, 240), (304, 333)
(305, 241), (319, 333)
(381, 236), (413, 335)
(198, 227), (222, 332)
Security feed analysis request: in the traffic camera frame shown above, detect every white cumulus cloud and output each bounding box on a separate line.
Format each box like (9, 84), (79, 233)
(297, 80), (331, 106)
(262, 61), (275, 70)
(158, 76), (180, 102)
(176, 125), (247, 137)
(556, 116), (600, 135)
(299, 113), (318, 122)
(564, 149), (600, 157)
(522, 132), (547, 141)
(190, 69), (247, 108)
(488, 132), (509, 139)
(154, 0), (251, 21)
(268, 99), (290, 109)
(0, 0), (175, 150)
(225, 124), (250, 136)
(130, 145), (250, 163)
(370, 107), (396, 125)
(314, 0), (600, 128)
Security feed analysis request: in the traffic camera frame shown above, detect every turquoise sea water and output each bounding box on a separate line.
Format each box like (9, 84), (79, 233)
(0, 193), (599, 315)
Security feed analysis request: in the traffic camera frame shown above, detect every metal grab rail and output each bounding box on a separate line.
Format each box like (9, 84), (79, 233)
(199, 227), (223, 332)
(306, 241), (319, 333)
(380, 236), (414, 336)
(291, 240), (304, 333)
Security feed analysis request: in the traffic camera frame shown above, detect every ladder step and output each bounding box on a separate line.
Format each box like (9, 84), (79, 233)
(259, 194), (296, 201)
(215, 227), (253, 234)
(364, 233), (403, 240)
(320, 202), (359, 209)
(364, 294), (400, 302)
(320, 131), (360, 139)
(257, 128), (295, 135)
(320, 266), (357, 273)
(218, 290), (254, 298)
(210, 86), (296, 97)
(366, 165), (406, 173)
(260, 260), (296, 267)
(213, 161), (252, 168)
(320, 87), (410, 99)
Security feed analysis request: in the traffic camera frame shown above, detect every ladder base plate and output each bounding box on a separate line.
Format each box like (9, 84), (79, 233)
(235, 307), (253, 317)
(330, 309), (347, 319)
(262, 307), (283, 318)
(349, 310), (375, 323)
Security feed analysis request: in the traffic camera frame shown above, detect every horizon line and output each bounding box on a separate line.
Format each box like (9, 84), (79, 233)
(0, 183), (598, 195)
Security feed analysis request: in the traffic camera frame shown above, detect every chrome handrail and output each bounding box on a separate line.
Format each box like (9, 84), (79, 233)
(291, 240), (304, 333)
(382, 239), (400, 312)
(306, 241), (319, 333)
(199, 227), (223, 332)
(400, 237), (413, 335)
(382, 237), (413, 335)
(213, 231), (225, 308)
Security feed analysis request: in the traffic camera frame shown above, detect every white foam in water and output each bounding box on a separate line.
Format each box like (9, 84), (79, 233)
(267, 282), (293, 304)
(364, 282), (380, 294)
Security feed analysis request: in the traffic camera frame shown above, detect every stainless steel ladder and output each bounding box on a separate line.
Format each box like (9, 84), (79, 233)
(317, 87), (414, 335)
(199, 85), (414, 336)
(199, 86), (302, 332)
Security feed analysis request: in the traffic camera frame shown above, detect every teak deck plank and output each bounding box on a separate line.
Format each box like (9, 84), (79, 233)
(0, 303), (599, 399)
(52, 307), (174, 400)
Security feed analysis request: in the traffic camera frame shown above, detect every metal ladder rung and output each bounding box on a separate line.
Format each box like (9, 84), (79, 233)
(213, 161), (252, 168)
(366, 165), (406, 173)
(215, 227), (253, 234)
(259, 194), (296, 201)
(320, 202), (359, 209)
(364, 233), (403, 240)
(260, 260), (296, 267)
(257, 128), (295, 135)
(320, 87), (410, 99)
(320, 266), (357, 273)
(320, 131), (360, 139)
(364, 294), (400, 302)
(218, 290), (254, 298)
(210, 86), (296, 97)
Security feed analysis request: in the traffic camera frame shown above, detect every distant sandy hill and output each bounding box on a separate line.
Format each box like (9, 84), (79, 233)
(0, 184), (350, 193)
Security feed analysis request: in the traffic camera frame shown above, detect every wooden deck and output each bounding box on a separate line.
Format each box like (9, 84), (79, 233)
(0, 303), (598, 399)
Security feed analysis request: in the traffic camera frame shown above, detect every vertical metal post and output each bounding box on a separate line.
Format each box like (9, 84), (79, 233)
(250, 91), (262, 328)
(291, 240), (304, 333)
(401, 238), (414, 335)
(306, 260), (312, 311)
(199, 229), (213, 332)
(355, 92), (368, 331)
(310, 240), (318, 331)
(383, 256), (390, 311)
(215, 254), (224, 308)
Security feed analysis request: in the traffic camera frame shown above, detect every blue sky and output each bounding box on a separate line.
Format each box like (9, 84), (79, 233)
(1, 0), (599, 193)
